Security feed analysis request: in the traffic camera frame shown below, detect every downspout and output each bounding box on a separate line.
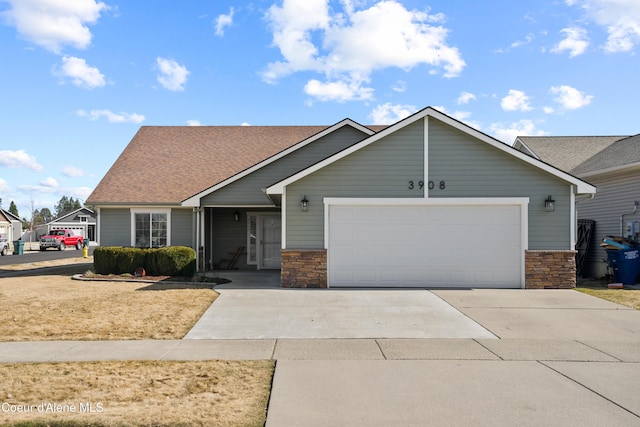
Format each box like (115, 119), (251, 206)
(620, 201), (639, 236)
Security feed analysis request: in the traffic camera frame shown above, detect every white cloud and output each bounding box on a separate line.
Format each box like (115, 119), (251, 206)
(186, 120), (202, 126)
(304, 78), (374, 102)
(543, 106), (555, 114)
(369, 103), (417, 124)
(550, 85), (593, 109)
(457, 91), (476, 105)
(76, 109), (145, 123)
(156, 57), (190, 91)
(263, 0), (465, 102)
(511, 33), (534, 48)
(0, 178), (10, 193)
(501, 89), (532, 112)
(490, 120), (547, 144)
(0, 149), (43, 171)
(432, 105), (480, 129)
(53, 56), (105, 88)
(568, 0), (640, 52)
(0, 0), (108, 53)
(240, 122), (251, 126)
(551, 27), (589, 57)
(62, 165), (85, 177)
(40, 177), (58, 187)
(392, 80), (406, 93)
(215, 7), (234, 36)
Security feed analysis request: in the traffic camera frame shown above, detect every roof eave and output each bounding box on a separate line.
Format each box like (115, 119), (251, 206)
(576, 161), (640, 179)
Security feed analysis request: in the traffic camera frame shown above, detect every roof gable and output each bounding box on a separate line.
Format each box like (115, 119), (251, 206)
(181, 119), (377, 206)
(0, 209), (20, 223)
(49, 207), (95, 223)
(267, 107), (596, 195)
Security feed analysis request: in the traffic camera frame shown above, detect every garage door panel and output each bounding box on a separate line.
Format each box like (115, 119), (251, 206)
(328, 204), (523, 288)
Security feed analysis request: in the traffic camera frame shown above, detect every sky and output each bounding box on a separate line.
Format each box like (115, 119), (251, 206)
(1, 0), (639, 219)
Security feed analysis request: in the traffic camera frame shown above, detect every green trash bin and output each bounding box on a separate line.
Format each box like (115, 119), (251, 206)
(13, 240), (24, 255)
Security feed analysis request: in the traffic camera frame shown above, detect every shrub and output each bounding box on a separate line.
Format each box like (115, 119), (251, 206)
(93, 246), (196, 276)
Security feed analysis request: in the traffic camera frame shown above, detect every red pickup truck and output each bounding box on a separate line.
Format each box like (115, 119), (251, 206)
(39, 229), (85, 251)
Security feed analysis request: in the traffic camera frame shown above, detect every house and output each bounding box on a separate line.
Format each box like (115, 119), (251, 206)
(0, 208), (22, 244)
(515, 134), (640, 279)
(87, 107), (596, 289)
(21, 207), (97, 244)
(40, 207), (97, 241)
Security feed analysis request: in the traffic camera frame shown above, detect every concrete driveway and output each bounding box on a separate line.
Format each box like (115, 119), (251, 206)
(186, 284), (640, 341)
(184, 289), (497, 339)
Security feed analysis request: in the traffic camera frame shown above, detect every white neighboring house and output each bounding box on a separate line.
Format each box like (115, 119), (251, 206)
(0, 209), (23, 252)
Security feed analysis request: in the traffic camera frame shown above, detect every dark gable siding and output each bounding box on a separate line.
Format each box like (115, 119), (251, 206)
(202, 126), (371, 206)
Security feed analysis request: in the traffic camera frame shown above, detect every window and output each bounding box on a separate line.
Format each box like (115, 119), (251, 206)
(79, 216), (88, 223)
(131, 210), (170, 247)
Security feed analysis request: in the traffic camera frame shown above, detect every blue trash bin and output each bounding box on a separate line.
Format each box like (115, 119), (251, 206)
(606, 248), (640, 285)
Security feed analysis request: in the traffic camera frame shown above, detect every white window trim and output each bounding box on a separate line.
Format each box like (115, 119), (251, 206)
(130, 208), (171, 247)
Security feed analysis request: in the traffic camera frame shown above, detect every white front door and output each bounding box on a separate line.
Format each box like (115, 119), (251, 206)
(260, 216), (281, 269)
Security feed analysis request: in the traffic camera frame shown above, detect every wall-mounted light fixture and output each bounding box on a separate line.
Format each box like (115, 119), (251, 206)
(300, 196), (309, 212)
(544, 195), (555, 212)
(233, 210), (241, 222)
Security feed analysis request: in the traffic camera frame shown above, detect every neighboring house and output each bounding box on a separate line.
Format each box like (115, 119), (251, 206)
(26, 208), (97, 243)
(45, 207), (96, 241)
(88, 107), (596, 289)
(514, 134), (640, 279)
(0, 208), (22, 244)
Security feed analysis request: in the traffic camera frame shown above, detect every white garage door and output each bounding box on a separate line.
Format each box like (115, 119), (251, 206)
(328, 202), (524, 288)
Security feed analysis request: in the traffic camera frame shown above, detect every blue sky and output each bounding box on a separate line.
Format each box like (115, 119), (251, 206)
(1, 0), (639, 219)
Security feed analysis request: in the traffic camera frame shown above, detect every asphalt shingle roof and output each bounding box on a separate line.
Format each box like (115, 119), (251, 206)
(516, 136), (626, 174)
(571, 134), (640, 175)
(87, 126), (333, 204)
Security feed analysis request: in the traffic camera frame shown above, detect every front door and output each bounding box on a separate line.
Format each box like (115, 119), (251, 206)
(260, 216), (281, 269)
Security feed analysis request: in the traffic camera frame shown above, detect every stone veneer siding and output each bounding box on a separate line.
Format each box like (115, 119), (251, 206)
(281, 249), (327, 288)
(281, 249), (576, 289)
(525, 250), (577, 289)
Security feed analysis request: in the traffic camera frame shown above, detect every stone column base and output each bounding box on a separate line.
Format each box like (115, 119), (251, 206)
(281, 249), (327, 288)
(525, 250), (577, 289)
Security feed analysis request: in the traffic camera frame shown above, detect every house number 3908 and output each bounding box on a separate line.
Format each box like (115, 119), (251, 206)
(408, 180), (445, 190)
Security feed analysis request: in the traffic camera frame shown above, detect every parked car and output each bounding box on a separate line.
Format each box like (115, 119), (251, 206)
(0, 236), (8, 256)
(39, 229), (84, 251)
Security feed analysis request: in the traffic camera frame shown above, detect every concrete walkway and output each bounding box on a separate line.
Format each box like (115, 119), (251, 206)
(0, 288), (639, 426)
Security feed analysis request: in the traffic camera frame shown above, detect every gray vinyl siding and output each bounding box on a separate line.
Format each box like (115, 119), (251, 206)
(100, 207), (194, 247)
(428, 119), (571, 250)
(286, 120), (425, 248)
(577, 169), (640, 278)
(202, 126), (371, 206)
(285, 118), (574, 250)
(171, 209), (194, 247)
(99, 208), (130, 246)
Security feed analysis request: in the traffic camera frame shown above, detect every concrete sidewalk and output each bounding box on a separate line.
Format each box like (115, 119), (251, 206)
(1, 288), (639, 426)
(0, 338), (638, 426)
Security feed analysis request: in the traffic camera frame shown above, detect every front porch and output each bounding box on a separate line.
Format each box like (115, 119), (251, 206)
(202, 207), (282, 272)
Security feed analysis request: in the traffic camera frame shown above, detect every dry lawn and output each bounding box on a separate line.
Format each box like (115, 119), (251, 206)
(0, 360), (274, 427)
(0, 258), (274, 426)
(575, 287), (640, 310)
(0, 258), (217, 341)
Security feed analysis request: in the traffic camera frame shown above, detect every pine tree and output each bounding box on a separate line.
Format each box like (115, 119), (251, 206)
(9, 200), (19, 217)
